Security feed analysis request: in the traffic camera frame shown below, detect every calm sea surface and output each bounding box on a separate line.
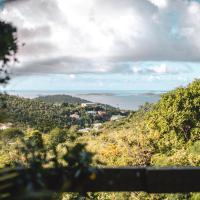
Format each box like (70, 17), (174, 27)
(3, 90), (166, 110)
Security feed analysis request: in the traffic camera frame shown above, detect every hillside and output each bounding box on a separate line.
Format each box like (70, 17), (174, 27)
(0, 94), (123, 132)
(79, 80), (200, 166)
(1, 80), (200, 199)
(35, 94), (118, 111)
(35, 94), (90, 104)
(76, 79), (200, 199)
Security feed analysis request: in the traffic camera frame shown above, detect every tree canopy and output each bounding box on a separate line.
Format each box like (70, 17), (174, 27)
(147, 79), (200, 142)
(0, 20), (18, 84)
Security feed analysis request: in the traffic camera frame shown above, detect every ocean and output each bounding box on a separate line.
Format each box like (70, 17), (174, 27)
(3, 90), (166, 110)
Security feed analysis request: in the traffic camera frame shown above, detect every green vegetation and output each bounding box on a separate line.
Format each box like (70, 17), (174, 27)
(0, 129), (95, 199)
(0, 94), (122, 132)
(36, 94), (119, 111)
(0, 21), (18, 84)
(81, 80), (200, 168)
(1, 79), (200, 199)
(76, 80), (200, 199)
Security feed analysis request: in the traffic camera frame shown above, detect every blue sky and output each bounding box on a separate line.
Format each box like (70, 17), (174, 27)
(1, 0), (200, 91)
(5, 62), (200, 91)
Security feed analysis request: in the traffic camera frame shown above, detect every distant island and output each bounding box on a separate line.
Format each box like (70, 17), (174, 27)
(35, 94), (90, 104)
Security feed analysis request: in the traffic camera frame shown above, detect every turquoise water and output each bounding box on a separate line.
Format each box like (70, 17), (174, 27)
(3, 90), (165, 110)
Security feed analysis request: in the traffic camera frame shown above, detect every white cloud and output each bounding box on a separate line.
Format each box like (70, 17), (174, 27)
(150, 64), (175, 74)
(69, 74), (76, 79)
(132, 67), (143, 74)
(1, 0), (200, 75)
(131, 63), (189, 75)
(147, 0), (168, 8)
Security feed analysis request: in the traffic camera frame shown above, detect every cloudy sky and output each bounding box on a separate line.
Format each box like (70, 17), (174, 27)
(1, 0), (200, 91)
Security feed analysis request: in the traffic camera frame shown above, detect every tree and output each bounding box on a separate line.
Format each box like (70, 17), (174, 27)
(0, 128), (23, 142)
(0, 21), (18, 84)
(0, 19), (18, 124)
(46, 127), (68, 148)
(147, 79), (200, 141)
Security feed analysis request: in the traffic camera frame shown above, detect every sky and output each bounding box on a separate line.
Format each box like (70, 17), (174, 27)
(1, 0), (200, 91)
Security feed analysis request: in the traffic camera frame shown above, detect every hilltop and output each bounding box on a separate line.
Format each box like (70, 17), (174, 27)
(35, 94), (90, 104)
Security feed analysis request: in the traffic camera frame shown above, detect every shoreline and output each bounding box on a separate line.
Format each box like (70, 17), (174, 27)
(3, 90), (161, 111)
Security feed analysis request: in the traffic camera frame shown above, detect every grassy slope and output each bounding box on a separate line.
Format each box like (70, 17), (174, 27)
(78, 107), (155, 166)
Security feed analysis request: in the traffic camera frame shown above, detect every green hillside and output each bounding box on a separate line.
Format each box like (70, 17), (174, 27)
(1, 80), (200, 199)
(0, 94), (121, 132)
(75, 79), (200, 199)
(79, 80), (200, 166)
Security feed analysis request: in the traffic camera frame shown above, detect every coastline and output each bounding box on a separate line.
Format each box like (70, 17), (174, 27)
(3, 90), (162, 110)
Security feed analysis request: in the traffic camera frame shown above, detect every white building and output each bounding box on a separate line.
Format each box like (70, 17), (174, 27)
(70, 113), (80, 119)
(78, 128), (91, 133)
(93, 123), (103, 130)
(110, 115), (125, 121)
(0, 123), (12, 130)
(86, 111), (96, 115)
(81, 103), (97, 108)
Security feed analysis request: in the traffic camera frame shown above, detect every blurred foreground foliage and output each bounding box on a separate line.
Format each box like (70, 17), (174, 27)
(0, 129), (95, 199)
(0, 21), (18, 84)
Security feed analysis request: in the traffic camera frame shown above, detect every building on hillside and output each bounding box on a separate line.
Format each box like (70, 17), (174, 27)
(93, 123), (103, 130)
(81, 103), (97, 108)
(120, 110), (130, 116)
(78, 128), (91, 133)
(86, 111), (97, 115)
(0, 123), (13, 130)
(110, 115), (125, 121)
(97, 111), (107, 116)
(70, 113), (80, 120)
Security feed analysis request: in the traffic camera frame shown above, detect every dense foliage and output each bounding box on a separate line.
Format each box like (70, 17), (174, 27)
(35, 94), (118, 111)
(0, 94), (120, 132)
(77, 80), (200, 199)
(0, 21), (18, 84)
(82, 80), (200, 168)
(0, 128), (95, 199)
(147, 80), (200, 142)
